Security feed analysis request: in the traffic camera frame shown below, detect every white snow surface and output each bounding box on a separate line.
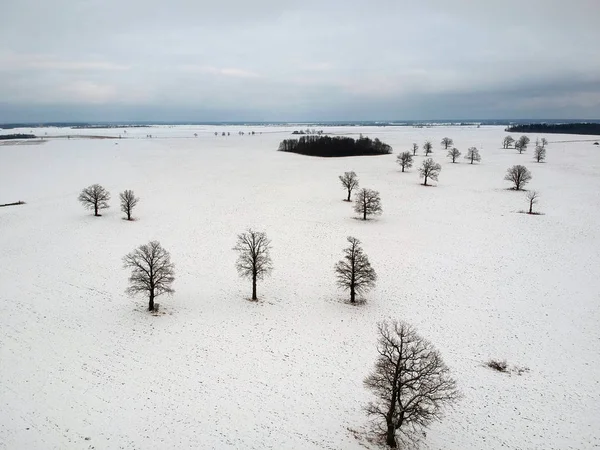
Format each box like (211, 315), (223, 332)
(1, 125), (599, 449)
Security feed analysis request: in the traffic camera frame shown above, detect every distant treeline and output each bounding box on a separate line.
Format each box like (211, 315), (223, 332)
(505, 123), (600, 136)
(0, 134), (37, 140)
(278, 135), (392, 157)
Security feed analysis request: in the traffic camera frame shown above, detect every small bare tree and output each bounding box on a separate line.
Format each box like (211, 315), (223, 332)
(354, 188), (383, 220)
(504, 165), (532, 190)
(123, 241), (175, 311)
(465, 147), (481, 164)
(447, 147), (461, 163)
(423, 141), (433, 155)
(419, 158), (441, 186)
(534, 146), (546, 162)
(412, 143), (418, 156)
(119, 190), (139, 220)
(517, 135), (530, 153)
(334, 236), (376, 303)
(233, 229), (273, 300)
(515, 141), (524, 154)
(396, 152), (413, 172)
(78, 184), (110, 216)
(503, 135), (515, 149)
(526, 190), (540, 214)
(339, 171), (360, 202)
(441, 137), (453, 149)
(540, 137), (548, 148)
(364, 320), (461, 448)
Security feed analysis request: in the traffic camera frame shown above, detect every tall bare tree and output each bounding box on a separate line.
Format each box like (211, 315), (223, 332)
(412, 143), (418, 156)
(534, 146), (546, 162)
(334, 236), (376, 303)
(423, 141), (433, 155)
(447, 147), (461, 163)
(503, 135), (515, 149)
(354, 188), (383, 220)
(540, 137), (548, 148)
(339, 171), (360, 202)
(123, 241), (175, 311)
(119, 190), (139, 220)
(517, 135), (530, 153)
(526, 190), (540, 214)
(465, 147), (481, 164)
(78, 184), (110, 216)
(396, 152), (414, 172)
(364, 320), (460, 448)
(233, 229), (273, 300)
(504, 165), (532, 190)
(419, 158), (441, 186)
(441, 137), (453, 149)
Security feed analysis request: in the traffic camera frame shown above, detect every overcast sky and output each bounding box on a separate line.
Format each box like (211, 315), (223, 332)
(1, 0), (599, 122)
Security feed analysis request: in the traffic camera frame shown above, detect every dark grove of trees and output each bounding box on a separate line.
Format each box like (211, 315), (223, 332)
(506, 123), (600, 135)
(278, 135), (392, 157)
(0, 134), (37, 140)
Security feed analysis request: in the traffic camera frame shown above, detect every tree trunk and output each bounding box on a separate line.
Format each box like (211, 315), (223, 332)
(350, 286), (355, 303)
(94, 203), (98, 216)
(529, 200), (533, 214)
(347, 190), (351, 202)
(402, 165), (405, 172)
(149, 291), (155, 311)
(363, 208), (367, 220)
(127, 209), (131, 220)
(252, 274), (257, 300)
(424, 175), (428, 186)
(386, 423), (397, 448)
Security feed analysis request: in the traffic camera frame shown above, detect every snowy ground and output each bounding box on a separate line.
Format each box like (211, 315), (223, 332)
(1, 125), (599, 450)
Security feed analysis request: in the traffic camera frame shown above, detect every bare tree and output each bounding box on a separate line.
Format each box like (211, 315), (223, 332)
(534, 146), (546, 162)
(119, 190), (139, 220)
(503, 135), (515, 149)
(515, 141), (524, 154)
(334, 236), (376, 303)
(540, 137), (548, 148)
(364, 320), (460, 448)
(423, 141), (433, 155)
(412, 143), (418, 156)
(354, 188), (383, 220)
(504, 165), (532, 190)
(339, 171), (360, 202)
(526, 190), (540, 214)
(517, 135), (530, 153)
(419, 158), (441, 186)
(78, 184), (110, 216)
(396, 152), (414, 172)
(441, 137), (453, 149)
(233, 229), (273, 301)
(447, 147), (461, 163)
(123, 241), (175, 311)
(465, 147), (481, 164)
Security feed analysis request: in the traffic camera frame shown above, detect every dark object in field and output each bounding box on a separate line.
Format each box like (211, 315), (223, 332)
(0, 134), (36, 140)
(0, 200), (26, 207)
(506, 122), (600, 135)
(278, 135), (392, 157)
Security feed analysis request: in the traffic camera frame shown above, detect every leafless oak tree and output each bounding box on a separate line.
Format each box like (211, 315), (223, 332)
(119, 190), (139, 220)
(412, 143), (418, 156)
(123, 241), (175, 311)
(503, 135), (515, 149)
(515, 141), (524, 154)
(447, 147), (461, 163)
(339, 171), (360, 202)
(354, 188), (383, 220)
(526, 190), (540, 214)
(534, 146), (546, 162)
(423, 141), (433, 155)
(334, 236), (376, 304)
(396, 152), (414, 172)
(441, 137), (453, 149)
(419, 158), (441, 186)
(364, 320), (461, 448)
(465, 147), (481, 164)
(233, 229), (273, 300)
(540, 137), (548, 148)
(78, 184), (110, 216)
(504, 165), (532, 190)
(517, 135), (530, 153)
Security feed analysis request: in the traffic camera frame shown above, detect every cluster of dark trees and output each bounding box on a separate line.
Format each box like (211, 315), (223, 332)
(278, 135), (392, 157)
(0, 134), (37, 140)
(291, 129), (324, 135)
(78, 184), (139, 220)
(506, 122), (600, 135)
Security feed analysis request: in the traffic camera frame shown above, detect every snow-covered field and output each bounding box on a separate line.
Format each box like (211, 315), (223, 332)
(1, 125), (599, 450)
